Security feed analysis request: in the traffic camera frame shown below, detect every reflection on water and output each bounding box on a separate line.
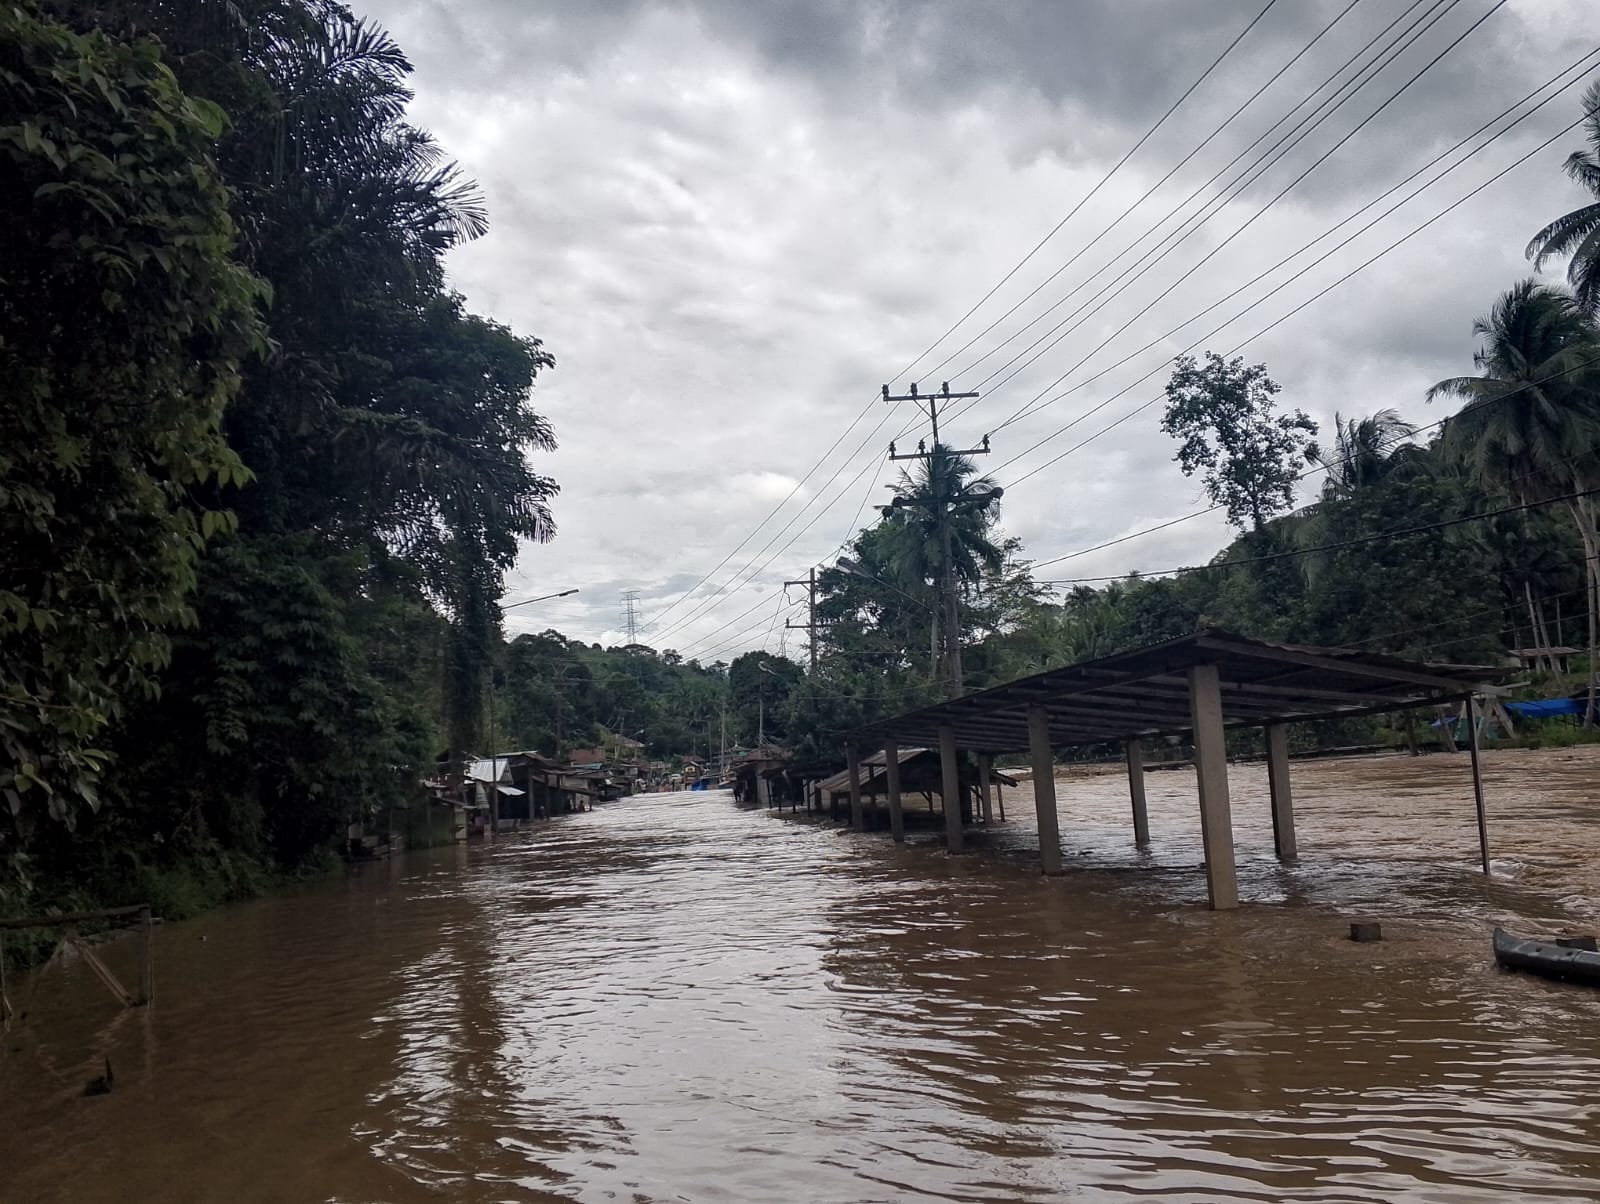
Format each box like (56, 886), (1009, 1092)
(4, 747), (1600, 1202)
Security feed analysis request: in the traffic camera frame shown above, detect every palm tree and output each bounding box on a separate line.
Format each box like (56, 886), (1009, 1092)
(1527, 82), (1600, 314)
(878, 448), (1004, 694)
(1311, 409), (1418, 500)
(1428, 280), (1600, 723)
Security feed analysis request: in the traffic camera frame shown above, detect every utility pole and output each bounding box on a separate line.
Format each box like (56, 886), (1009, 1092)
(784, 567), (820, 672)
(882, 381), (991, 700)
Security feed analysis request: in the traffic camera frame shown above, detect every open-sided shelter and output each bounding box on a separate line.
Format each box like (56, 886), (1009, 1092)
(844, 628), (1503, 909)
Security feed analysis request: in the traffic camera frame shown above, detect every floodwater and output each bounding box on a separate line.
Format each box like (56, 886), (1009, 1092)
(4, 747), (1600, 1203)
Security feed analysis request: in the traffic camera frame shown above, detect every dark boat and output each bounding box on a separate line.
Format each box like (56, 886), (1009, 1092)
(1493, 928), (1600, 987)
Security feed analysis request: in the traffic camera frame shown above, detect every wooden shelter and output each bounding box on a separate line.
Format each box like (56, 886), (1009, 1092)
(844, 628), (1503, 910)
(731, 746), (792, 806)
(813, 747), (1017, 830)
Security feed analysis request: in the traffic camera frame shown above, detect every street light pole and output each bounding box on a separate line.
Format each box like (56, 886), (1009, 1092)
(488, 586), (578, 834)
(757, 662), (775, 746)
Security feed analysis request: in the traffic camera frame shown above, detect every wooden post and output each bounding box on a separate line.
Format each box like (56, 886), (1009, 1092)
(1437, 704), (1458, 753)
(1026, 705), (1062, 874)
(1188, 663), (1239, 910)
(978, 754), (994, 824)
(883, 739), (905, 843)
(138, 905), (154, 1005)
(846, 743), (865, 832)
(1125, 739), (1150, 847)
(1265, 723), (1297, 862)
(996, 780), (1006, 822)
(1467, 695), (1491, 875)
(938, 724), (963, 853)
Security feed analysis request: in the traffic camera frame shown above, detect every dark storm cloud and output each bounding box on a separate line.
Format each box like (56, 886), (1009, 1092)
(361, 0), (1596, 651)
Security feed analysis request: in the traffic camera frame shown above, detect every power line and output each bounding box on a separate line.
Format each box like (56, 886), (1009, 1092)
(895, 0), (1455, 447)
(941, 47), (1599, 475)
(995, 101), (1593, 498)
(958, 0), (1496, 442)
(638, 2), (1291, 642)
(637, 0), (1514, 660)
(1038, 486), (1599, 585)
(664, 2), (1470, 650)
(934, 0), (1448, 430)
(910, 0), (1300, 387)
(1028, 359), (1600, 575)
(655, 445), (889, 647)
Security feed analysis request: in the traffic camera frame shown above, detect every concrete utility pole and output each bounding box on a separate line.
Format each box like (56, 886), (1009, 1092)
(881, 382), (991, 700)
(784, 567), (821, 672)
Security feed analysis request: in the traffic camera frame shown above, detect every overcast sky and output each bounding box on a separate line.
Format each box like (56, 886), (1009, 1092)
(364, 0), (1594, 661)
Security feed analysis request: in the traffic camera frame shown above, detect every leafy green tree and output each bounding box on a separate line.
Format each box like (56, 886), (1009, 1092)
(1428, 280), (1600, 720)
(1527, 81), (1600, 314)
(1161, 353), (1318, 532)
(0, 4), (264, 884)
(727, 652), (802, 745)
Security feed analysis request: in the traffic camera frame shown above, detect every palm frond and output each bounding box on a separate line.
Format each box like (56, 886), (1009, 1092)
(1526, 202), (1600, 270)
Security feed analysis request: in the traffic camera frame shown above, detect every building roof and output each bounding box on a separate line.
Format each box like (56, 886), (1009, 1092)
(814, 746), (1019, 795)
(848, 628), (1501, 754)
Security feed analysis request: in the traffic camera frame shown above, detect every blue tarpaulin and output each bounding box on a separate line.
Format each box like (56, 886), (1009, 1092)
(1506, 698), (1584, 719)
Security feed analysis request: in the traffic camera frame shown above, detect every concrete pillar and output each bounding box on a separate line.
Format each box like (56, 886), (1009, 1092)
(755, 773), (770, 808)
(883, 739), (905, 843)
(846, 742), (864, 832)
(1026, 705), (1062, 875)
(1187, 663), (1238, 910)
(978, 754), (994, 824)
(1265, 723), (1297, 862)
(1126, 739), (1150, 847)
(938, 724), (963, 853)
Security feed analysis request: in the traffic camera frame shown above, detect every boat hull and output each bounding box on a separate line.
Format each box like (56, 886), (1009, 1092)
(1493, 928), (1600, 987)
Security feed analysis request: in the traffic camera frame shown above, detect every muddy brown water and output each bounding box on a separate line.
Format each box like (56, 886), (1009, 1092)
(4, 747), (1600, 1202)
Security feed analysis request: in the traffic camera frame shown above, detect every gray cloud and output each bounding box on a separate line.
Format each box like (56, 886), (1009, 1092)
(363, 0), (1596, 654)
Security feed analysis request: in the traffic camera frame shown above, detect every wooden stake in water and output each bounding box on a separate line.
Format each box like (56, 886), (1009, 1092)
(1467, 695), (1491, 876)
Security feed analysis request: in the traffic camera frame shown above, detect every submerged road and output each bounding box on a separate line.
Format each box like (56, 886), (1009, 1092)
(4, 747), (1600, 1201)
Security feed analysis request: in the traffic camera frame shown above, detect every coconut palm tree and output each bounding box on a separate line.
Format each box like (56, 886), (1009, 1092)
(1428, 279), (1600, 722)
(1311, 408), (1419, 501)
(1527, 82), (1600, 314)
(877, 448), (1005, 694)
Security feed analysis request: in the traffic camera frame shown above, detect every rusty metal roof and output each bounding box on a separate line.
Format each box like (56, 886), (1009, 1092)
(848, 628), (1501, 753)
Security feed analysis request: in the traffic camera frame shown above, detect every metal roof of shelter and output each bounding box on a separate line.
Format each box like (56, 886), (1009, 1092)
(849, 628), (1502, 753)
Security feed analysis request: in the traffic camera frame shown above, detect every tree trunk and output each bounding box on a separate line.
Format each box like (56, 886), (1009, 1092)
(1567, 498), (1600, 727)
(1534, 594), (1559, 672)
(1523, 580), (1551, 672)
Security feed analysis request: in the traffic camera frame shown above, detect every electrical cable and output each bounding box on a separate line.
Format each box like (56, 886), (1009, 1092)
(994, 107), (1593, 497)
(955, 0), (1497, 442)
(636, 0), (1282, 636)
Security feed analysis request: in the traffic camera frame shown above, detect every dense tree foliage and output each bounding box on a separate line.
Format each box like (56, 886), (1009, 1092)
(0, 4), (264, 885)
(490, 633), (728, 762)
(2, 0), (559, 912)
